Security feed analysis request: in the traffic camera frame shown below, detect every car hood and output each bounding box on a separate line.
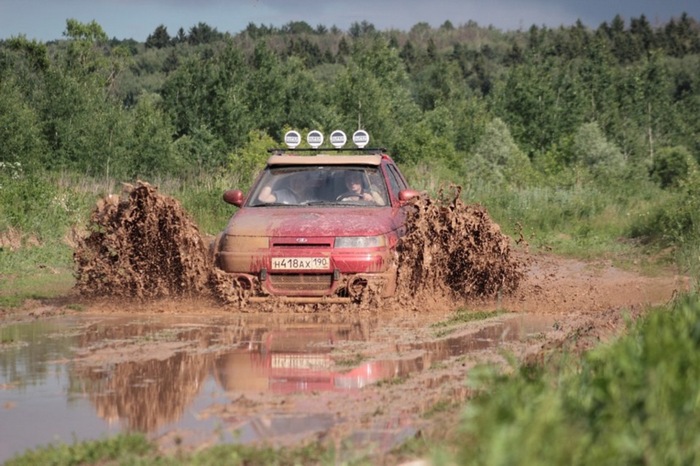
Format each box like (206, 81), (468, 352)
(225, 206), (401, 238)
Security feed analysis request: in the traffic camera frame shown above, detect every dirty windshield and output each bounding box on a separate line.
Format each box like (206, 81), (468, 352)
(249, 166), (389, 207)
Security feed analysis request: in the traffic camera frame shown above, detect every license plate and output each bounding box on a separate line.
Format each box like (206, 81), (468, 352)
(271, 257), (330, 270)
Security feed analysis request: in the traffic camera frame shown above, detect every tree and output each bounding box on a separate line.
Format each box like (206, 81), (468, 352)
(282, 21), (314, 35)
(145, 25), (171, 49)
(229, 130), (277, 188)
(331, 37), (419, 150)
(349, 21), (376, 38)
(571, 121), (625, 180)
(467, 117), (533, 186)
(3, 36), (50, 110)
(5, 36), (49, 73)
(413, 59), (464, 111)
(162, 49), (180, 74)
(337, 37), (350, 62)
(174, 27), (187, 44)
(246, 42), (286, 135)
(490, 56), (586, 157)
(630, 14), (654, 56)
(280, 57), (325, 132)
(161, 43), (252, 155)
(126, 93), (185, 177)
(62, 19), (109, 73)
(440, 20), (454, 31)
(0, 77), (47, 170)
(188, 22), (221, 45)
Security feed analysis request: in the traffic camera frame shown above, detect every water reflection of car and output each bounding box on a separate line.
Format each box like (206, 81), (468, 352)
(211, 130), (420, 304)
(213, 328), (402, 394)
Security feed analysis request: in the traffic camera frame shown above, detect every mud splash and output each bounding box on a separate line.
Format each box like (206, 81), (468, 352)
(73, 182), (211, 299)
(73, 182), (523, 307)
(395, 186), (524, 306)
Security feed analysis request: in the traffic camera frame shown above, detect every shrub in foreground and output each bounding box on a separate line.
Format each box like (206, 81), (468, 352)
(458, 295), (700, 465)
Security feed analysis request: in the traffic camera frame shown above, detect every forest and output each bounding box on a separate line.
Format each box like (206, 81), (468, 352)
(1, 13), (700, 266)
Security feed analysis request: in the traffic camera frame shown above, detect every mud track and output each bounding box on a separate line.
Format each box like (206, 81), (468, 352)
(5, 252), (687, 463)
(3, 182), (688, 462)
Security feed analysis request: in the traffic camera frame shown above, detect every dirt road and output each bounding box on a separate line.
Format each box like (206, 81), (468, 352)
(0, 253), (688, 463)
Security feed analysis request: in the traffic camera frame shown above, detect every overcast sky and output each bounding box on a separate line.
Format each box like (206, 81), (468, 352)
(1, 0), (698, 42)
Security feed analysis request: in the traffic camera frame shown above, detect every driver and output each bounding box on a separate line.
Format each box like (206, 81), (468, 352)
(339, 171), (386, 205)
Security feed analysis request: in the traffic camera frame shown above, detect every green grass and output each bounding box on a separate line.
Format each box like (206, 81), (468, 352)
(431, 309), (508, 337)
(447, 294), (700, 465)
(0, 242), (75, 308)
(432, 309), (508, 328)
(4, 432), (339, 466)
(4, 433), (154, 466)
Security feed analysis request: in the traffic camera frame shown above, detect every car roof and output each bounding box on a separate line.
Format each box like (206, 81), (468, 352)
(266, 154), (383, 167)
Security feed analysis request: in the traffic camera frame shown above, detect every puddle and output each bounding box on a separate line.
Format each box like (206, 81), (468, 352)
(0, 312), (555, 461)
(405, 314), (557, 357)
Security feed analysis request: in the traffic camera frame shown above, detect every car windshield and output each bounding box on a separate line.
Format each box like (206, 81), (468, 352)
(248, 166), (389, 207)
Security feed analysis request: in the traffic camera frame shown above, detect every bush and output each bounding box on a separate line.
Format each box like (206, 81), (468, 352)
(649, 146), (697, 189)
(630, 169), (700, 246)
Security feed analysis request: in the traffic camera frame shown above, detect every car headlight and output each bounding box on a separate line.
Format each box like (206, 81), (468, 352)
(334, 235), (386, 248)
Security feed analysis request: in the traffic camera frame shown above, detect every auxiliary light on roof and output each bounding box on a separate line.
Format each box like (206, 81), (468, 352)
(283, 130), (371, 150)
(352, 130), (370, 148)
(307, 130), (324, 148)
(330, 130), (347, 148)
(284, 130), (301, 149)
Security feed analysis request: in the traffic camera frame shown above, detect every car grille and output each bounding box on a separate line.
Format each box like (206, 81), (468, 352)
(269, 274), (333, 293)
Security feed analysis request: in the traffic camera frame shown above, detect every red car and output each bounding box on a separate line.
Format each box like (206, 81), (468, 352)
(211, 130), (419, 304)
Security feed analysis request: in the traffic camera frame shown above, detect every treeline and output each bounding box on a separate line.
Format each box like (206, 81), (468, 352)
(1, 14), (700, 190)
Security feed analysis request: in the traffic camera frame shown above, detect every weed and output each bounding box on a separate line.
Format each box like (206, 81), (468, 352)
(432, 310), (509, 337)
(333, 352), (365, 367)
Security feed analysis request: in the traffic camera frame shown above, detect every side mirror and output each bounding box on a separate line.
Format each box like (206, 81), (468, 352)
(398, 189), (421, 202)
(223, 189), (245, 207)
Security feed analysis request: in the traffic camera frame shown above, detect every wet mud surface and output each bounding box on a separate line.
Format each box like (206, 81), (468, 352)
(1, 254), (688, 462)
(0, 183), (690, 462)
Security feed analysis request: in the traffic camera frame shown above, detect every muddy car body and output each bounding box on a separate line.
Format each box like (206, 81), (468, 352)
(213, 141), (419, 303)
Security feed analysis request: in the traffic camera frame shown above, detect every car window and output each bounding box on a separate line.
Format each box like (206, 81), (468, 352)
(385, 164), (407, 199)
(248, 166), (389, 207)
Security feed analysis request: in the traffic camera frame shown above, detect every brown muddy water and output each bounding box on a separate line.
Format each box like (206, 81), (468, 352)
(0, 310), (555, 461)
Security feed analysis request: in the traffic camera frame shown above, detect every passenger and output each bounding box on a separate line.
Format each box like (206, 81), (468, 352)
(258, 174), (309, 204)
(338, 171), (386, 205)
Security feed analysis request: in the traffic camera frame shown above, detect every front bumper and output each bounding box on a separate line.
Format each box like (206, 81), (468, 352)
(215, 241), (397, 302)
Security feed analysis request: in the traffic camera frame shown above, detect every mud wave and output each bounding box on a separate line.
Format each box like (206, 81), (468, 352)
(73, 182), (211, 299)
(395, 186), (524, 306)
